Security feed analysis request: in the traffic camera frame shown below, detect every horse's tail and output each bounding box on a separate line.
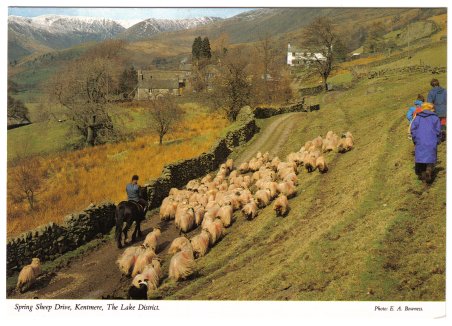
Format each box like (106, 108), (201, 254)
(115, 204), (125, 247)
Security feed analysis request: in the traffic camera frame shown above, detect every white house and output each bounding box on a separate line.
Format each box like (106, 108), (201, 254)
(287, 43), (326, 66)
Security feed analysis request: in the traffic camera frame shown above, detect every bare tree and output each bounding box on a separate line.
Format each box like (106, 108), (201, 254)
(210, 48), (252, 121)
(145, 95), (184, 145)
(49, 57), (120, 146)
(7, 95), (30, 124)
(8, 148), (42, 211)
(302, 17), (340, 91)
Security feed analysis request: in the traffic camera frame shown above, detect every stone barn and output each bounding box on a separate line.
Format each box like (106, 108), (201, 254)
(136, 70), (183, 100)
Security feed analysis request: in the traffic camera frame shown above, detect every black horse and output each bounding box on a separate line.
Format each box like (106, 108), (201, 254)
(115, 186), (149, 249)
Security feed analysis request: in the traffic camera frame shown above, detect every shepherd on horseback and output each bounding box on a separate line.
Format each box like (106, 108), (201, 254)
(115, 175), (149, 248)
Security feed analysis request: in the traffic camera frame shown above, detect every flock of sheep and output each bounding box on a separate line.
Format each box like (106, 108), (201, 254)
(15, 130), (354, 297)
(119, 130), (354, 299)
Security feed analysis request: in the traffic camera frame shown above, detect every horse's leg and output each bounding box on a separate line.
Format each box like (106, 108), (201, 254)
(124, 219), (133, 244)
(132, 221), (139, 242)
(137, 220), (142, 238)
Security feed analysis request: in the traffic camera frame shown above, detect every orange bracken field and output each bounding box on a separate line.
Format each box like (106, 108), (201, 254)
(7, 107), (228, 237)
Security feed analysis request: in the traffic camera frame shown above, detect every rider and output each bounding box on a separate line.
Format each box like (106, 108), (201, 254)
(126, 175), (148, 218)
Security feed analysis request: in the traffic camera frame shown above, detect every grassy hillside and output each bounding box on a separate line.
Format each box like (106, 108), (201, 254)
(147, 66), (446, 301)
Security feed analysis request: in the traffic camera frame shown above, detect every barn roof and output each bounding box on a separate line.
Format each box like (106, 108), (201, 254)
(138, 78), (179, 89)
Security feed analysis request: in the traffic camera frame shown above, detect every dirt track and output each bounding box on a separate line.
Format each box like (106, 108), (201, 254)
(9, 112), (304, 300)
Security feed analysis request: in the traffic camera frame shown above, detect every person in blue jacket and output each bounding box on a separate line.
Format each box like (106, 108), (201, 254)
(427, 79), (447, 141)
(410, 102), (441, 184)
(406, 94), (425, 122)
(126, 175), (148, 216)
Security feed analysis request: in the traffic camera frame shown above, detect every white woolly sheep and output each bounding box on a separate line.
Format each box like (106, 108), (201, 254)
(169, 245), (196, 281)
(143, 228), (161, 251)
(131, 261), (160, 296)
(201, 174), (212, 184)
(193, 205), (205, 226)
(190, 230), (211, 258)
(304, 153), (317, 173)
(273, 194), (289, 217)
(168, 236), (192, 254)
(117, 245), (146, 276)
(202, 218), (224, 245)
(16, 258), (41, 293)
(277, 181), (297, 198)
(217, 205), (234, 227)
(131, 248), (157, 277)
(239, 162), (250, 173)
(225, 158), (234, 171)
(255, 189), (271, 208)
(316, 155), (328, 173)
(159, 197), (178, 220)
(338, 136), (354, 153)
(242, 200), (258, 220)
(283, 172), (298, 186)
(178, 207), (196, 234)
(344, 131), (354, 141)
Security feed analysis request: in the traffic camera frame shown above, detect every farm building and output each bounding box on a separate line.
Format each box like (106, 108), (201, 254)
(135, 70), (186, 100)
(287, 43), (326, 66)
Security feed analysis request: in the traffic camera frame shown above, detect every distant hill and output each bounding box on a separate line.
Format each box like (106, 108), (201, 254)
(8, 15), (126, 62)
(117, 17), (223, 42)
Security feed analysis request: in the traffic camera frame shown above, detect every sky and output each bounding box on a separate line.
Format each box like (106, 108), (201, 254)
(8, 7), (255, 21)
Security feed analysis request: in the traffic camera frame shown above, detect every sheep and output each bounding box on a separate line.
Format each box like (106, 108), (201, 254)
(255, 189), (271, 208)
(304, 140), (313, 151)
(202, 218), (224, 245)
(131, 248), (157, 277)
(186, 179), (200, 191)
(283, 172), (298, 186)
(238, 189), (253, 206)
(316, 156), (329, 173)
(131, 264), (159, 295)
(304, 153), (317, 173)
(258, 181), (278, 199)
(193, 205), (205, 226)
(201, 174), (212, 184)
(178, 207), (196, 234)
(169, 245), (196, 281)
(270, 157), (281, 171)
(242, 200), (258, 220)
(277, 181), (297, 198)
(225, 158), (234, 171)
(117, 245), (146, 276)
(262, 151), (271, 162)
(325, 130), (334, 140)
(190, 230), (210, 258)
(312, 136), (323, 149)
(205, 202), (221, 217)
(337, 137), (354, 153)
(273, 195), (289, 217)
(229, 170), (239, 180)
(238, 162), (249, 173)
(16, 258), (41, 293)
(217, 205), (234, 227)
(159, 197), (178, 220)
(143, 228), (161, 251)
(344, 131), (354, 141)
(168, 237), (192, 254)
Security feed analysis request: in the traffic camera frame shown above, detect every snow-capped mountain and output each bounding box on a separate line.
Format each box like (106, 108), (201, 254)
(9, 15), (126, 37)
(118, 17), (223, 41)
(8, 15), (126, 61)
(8, 14), (223, 61)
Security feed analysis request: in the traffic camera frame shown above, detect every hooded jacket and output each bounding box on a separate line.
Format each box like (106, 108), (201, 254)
(406, 99), (423, 122)
(410, 110), (441, 163)
(427, 86), (447, 118)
